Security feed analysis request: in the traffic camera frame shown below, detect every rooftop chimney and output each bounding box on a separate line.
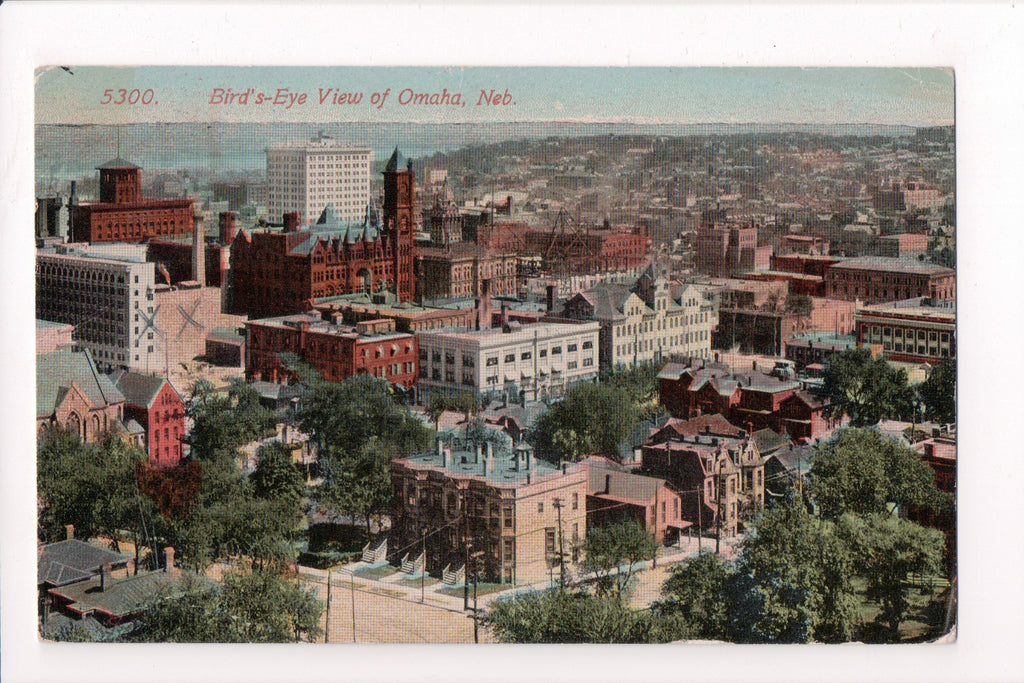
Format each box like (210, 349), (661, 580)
(164, 546), (175, 572)
(284, 212), (301, 233)
(605, 473), (612, 494)
(99, 563), (111, 591)
(475, 443), (483, 464)
(65, 524), (74, 541)
(219, 211), (237, 245)
(192, 210), (206, 283)
(546, 284), (555, 313)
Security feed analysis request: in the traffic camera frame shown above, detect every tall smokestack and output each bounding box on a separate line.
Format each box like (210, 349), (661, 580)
(192, 211), (205, 283)
(546, 284), (555, 313)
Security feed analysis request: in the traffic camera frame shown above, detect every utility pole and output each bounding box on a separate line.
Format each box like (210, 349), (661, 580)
(324, 570), (331, 643)
(350, 572), (356, 643)
(464, 541), (470, 612)
(697, 485), (703, 556)
(715, 473), (723, 555)
(553, 497), (566, 589)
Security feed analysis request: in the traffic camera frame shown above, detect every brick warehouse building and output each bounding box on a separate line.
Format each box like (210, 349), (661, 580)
(69, 158), (194, 243)
(231, 148), (416, 319)
(246, 310), (418, 390)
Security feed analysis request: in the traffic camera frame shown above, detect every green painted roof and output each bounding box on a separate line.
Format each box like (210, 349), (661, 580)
(37, 349), (124, 419)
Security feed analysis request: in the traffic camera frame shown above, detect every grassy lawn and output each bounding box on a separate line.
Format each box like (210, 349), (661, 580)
(850, 574), (953, 643)
(354, 564), (399, 579)
(398, 576), (440, 588)
(437, 582), (509, 598)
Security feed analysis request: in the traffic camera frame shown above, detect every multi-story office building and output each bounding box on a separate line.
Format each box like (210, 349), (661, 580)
(36, 247), (160, 372)
(415, 320), (600, 404)
(391, 427), (588, 585)
(824, 256), (955, 304)
(695, 221), (772, 277)
(265, 134), (372, 224)
(562, 270), (716, 371)
(415, 244), (518, 301)
(246, 310), (418, 390)
(855, 297), (956, 363)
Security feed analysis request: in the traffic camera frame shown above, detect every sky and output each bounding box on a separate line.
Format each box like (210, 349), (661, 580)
(35, 66), (954, 127)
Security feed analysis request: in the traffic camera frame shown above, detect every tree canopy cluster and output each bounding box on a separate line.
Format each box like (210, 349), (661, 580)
(533, 382), (638, 462)
(131, 569), (322, 643)
(486, 427), (951, 644)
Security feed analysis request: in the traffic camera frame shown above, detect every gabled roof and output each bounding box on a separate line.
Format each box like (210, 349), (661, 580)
(588, 467), (666, 503)
(50, 571), (179, 618)
(288, 203), (385, 254)
(660, 413), (745, 439)
(37, 349), (124, 419)
(38, 540), (128, 587)
(110, 370), (171, 409)
(751, 428), (791, 456)
(783, 390), (824, 410)
(577, 282), (633, 319)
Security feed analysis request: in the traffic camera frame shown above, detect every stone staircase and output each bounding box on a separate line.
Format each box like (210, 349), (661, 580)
(442, 563), (465, 586)
(361, 537), (388, 564)
(400, 551), (425, 575)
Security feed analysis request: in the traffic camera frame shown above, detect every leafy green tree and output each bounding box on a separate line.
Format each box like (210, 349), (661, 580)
(299, 374), (432, 462)
(917, 360), (956, 425)
(808, 428), (948, 520)
(785, 293), (814, 332)
(602, 362), (661, 420)
(37, 426), (150, 552)
(580, 519), (660, 599)
(821, 348), (914, 426)
(839, 513), (945, 639)
(426, 394), (449, 430)
(733, 496), (858, 643)
(133, 570), (322, 643)
(482, 589), (665, 643)
(533, 382), (638, 462)
(317, 437), (394, 536)
(652, 552), (734, 641)
(251, 442), (305, 506)
(185, 378), (276, 463)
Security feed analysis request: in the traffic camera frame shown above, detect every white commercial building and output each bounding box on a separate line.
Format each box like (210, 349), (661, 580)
(562, 270), (717, 371)
(36, 246), (160, 373)
(416, 320), (601, 403)
(265, 134), (373, 224)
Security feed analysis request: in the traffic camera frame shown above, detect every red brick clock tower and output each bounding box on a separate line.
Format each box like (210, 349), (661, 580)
(383, 148), (416, 302)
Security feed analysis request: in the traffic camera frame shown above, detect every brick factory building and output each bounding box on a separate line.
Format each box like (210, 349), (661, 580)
(824, 256), (955, 304)
(69, 158), (193, 243)
(415, 243), (518, 300)
(246, 310), (418, 390)
(390, 427), (588, 585)
(231, 149), (416, 318)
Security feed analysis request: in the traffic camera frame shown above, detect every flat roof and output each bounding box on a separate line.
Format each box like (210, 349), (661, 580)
(827, 256), (954, 276)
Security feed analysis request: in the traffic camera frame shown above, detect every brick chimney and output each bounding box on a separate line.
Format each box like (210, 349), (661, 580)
(164, 546), (175, 572)
(546, 284), (556, 313)
(99, 563), (111, 591)
(192, 210), (206, 283)
(283, 212), (301, 233)
(65, 524), (74, 540)
(219, 211), (237, 245)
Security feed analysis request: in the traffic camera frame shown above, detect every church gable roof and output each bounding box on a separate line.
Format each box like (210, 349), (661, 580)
(37, 349), (124, 419)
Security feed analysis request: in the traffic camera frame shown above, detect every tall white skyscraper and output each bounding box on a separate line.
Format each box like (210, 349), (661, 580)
(265, 134), (373, 224)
